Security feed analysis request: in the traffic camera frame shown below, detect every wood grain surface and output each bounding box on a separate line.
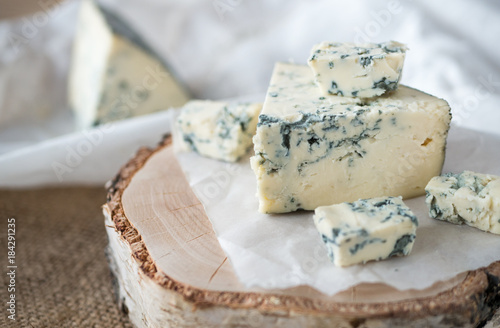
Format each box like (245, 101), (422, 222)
(104, 136), (500, 327)
(121, 138), (469, 300)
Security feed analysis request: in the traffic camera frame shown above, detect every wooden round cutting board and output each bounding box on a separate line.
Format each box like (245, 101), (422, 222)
(104, 135), (500, 328)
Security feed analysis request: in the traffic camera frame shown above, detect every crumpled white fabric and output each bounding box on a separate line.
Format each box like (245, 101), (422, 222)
(1, 0), (500, 187)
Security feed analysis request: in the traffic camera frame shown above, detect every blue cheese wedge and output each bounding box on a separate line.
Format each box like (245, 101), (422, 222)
(250, 62), (451, 214)
(176, 100), (262, 162)
(69, 0), (190, 129)
(308, 41), (407, 98)
(313, 196), (418, 267)
(425, 171), (500, 234)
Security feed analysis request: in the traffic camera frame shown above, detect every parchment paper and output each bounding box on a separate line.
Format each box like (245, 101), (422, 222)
(175, 124), (500, 295)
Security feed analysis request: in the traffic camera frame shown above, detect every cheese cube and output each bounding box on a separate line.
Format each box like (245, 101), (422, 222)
(313, 196), (418, 267)
(308, 41), (407, 98)
(425, 171), (500, 234)
(69, 0), (190, 129)
(250, 63), (451, 214)
(176, 100), (262, 162)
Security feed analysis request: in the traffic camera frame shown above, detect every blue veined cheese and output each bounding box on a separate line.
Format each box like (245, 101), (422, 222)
(176, 100), (262, 162)
(425, 171), (500, 234)
(313, 196), (418, 267)
(69, 0), (190, 129)
(250, 62), (451, 214)
(308, 41), (407, 98)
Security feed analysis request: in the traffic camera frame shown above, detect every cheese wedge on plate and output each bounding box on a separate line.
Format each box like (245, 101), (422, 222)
(69, 0), (190, 129)
(176, 100), (262, 162)
(308, 41), (407, 98)
(251, 62), (451, 214)
(426, 171), (500, 234)
(314, 196), (418, 267)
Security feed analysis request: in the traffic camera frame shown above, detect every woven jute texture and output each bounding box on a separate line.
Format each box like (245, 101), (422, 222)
(0, 187), (133, 328)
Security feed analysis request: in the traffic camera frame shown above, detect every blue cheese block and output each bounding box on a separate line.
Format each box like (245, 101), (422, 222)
(313, 196), (418, 267)
(176, 100), (262, 162)
(308, 41), (407, 98)
(425, 171), (500, 234)
(69, 0), (190, 129)
(250, 63), (451, 214)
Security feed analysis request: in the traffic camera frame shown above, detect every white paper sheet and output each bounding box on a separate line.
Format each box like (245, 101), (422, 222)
(175, 124), (500, 295)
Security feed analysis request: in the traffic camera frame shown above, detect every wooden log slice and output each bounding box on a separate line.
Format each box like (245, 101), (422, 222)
(104, 135), (500, 328)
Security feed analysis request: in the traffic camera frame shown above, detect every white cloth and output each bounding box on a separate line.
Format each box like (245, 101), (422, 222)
(1, 0), (499, 186)
(0, 0), (500, 167)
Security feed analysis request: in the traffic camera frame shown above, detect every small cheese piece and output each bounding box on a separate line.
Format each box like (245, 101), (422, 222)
(176, 100), (262, 162)
(69, 0), (190, 129)
(313, 196), (418, 267)
(308, 41), (407, 98)
(425, 171), (500, 234)
(250, 63), (451, 213)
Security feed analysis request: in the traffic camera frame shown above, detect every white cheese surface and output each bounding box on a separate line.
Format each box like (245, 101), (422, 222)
(69, 0), (190, 129)
(176, 100), (262, 162)
(426, 171), (500, 234)
(308, 41), (407, 98)
(314, 196), (418, 267)
(251, 63), (451, 213)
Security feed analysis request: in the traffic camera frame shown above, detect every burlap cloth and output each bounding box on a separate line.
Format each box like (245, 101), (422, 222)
(0, 187), (133, 328)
